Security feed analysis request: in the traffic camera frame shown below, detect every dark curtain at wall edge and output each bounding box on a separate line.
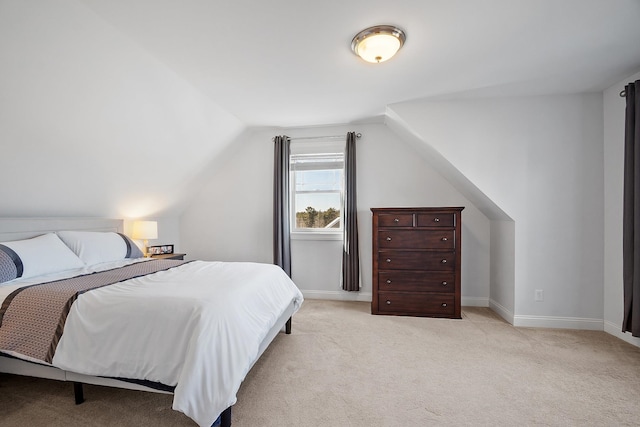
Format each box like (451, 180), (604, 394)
(623, 80), (640, 336)
(273, 135), (291, 277)
(342, 131), (360, 291)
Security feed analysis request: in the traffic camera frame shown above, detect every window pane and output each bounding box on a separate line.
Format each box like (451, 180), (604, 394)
(291, 149), (344, 231)
(295, 210), (341, 229)
(295, 169), (342, 192)
(294, 169), (342, 230)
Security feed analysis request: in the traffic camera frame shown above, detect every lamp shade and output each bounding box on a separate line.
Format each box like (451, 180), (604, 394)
(351, 25), (406, 63)
(132, 221), (158, 240)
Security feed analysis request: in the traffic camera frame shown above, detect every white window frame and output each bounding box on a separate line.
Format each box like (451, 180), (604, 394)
(290, 140), (345, 240)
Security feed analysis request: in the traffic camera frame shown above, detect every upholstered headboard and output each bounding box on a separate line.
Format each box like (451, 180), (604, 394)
(0, 218), (123, 242)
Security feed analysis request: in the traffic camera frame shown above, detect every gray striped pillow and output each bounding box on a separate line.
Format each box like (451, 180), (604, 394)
(0, 244), (22, 283)
(118, 233), (144, 259)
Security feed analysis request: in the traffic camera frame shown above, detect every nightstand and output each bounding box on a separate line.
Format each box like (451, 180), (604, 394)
(150, 253), (186, 261)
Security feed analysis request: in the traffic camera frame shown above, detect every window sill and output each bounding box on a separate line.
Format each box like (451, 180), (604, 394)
(291, 232), (343, 241)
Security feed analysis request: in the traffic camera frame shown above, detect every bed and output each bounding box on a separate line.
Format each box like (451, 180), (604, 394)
(0, 218), (303, 427)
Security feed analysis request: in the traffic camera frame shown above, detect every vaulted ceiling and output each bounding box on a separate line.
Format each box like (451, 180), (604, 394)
(78, 0), (640, 126)
(1, 0), (639, 219)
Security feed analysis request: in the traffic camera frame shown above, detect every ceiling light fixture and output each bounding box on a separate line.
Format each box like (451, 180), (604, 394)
(351, 25), (406, 63)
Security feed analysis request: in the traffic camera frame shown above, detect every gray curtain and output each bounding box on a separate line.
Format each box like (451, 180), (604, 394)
(623, 80), (640, 336)
(273, 135), (291, 277)
(342, 132), (360, 291)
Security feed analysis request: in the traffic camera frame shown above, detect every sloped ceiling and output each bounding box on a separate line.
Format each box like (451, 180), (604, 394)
(0, 0), (244, 218)
(1, 0), (639, 219)
(78, 0), (640, 126)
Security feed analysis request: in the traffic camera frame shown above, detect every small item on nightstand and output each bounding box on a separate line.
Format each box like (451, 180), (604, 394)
(147, 244), (174, 255)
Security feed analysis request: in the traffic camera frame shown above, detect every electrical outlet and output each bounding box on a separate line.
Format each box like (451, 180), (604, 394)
(534, 289), (544, 302)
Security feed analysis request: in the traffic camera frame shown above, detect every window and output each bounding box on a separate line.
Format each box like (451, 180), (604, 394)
(290, 141), (344, 235)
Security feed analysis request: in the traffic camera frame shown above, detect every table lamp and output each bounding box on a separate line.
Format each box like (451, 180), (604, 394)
(132, 220), (158, 257)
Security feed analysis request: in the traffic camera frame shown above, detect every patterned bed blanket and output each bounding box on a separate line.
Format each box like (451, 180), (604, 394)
(0, 260), (188, 363)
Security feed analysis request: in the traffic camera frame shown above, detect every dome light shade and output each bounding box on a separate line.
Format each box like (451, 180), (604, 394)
(351, 25), (406, 63)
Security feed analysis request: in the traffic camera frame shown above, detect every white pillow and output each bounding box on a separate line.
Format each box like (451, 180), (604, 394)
(0, 233), (85, 279)
(57, 231), (142, 266)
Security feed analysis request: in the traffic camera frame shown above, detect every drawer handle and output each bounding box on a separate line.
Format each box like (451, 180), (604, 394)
(386, 300), (391, 305)
(386, 258), (391, 263)
(386, 237), (392, 241)
(434, 217), (440, 222)
(442, 281), (448, 285)
(441, 237), (448, 241)
(442, 303), (447, 307)
(386, 279), (392, 284)
(441, 259), (447, 264)
(394, 218), (399, 223)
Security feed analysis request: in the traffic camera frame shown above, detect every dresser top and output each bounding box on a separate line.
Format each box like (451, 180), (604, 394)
(371, 207), (465, 213)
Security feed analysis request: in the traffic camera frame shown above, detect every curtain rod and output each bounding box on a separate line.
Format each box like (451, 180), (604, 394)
(272, 133), (362, 142)
(620, 90), (626, 97)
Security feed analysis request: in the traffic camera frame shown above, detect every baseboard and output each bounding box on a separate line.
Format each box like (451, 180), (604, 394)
(489, 299), (514, 325)
(513, 314), (603, 330)
(462, 297), (489, 307)
(488, 299), (605, 331)
(604, 320), (640, 348)
(301, 290), (373, 302)
(303, 292), (490, 305)
(301, 293), (612, 333)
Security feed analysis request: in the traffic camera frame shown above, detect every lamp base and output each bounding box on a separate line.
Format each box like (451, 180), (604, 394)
(143, 239), (150, 257)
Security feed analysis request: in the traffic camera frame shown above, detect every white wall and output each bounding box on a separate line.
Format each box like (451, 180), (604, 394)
(603, 69), (640, 346)
(385, 109), (514, 315)
(179, 128), (274, 264)
(490, 220), (516, 323)
(388, 94), (605, 327)
(180, 122), (491, 305)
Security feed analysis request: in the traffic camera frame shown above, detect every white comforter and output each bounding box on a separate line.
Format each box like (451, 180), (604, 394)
(3, 259), (303, 427)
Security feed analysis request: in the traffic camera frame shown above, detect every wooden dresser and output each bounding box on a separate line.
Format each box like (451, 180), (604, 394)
(371, 207), (464, 318)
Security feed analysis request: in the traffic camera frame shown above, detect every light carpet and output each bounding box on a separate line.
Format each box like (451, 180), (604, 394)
(1, 300), (639, 426)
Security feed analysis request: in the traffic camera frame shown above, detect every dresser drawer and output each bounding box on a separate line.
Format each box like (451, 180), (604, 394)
(378, 230), (455, 250)
(378, 213), (413, 227)
(378, 271), (454, 293)
(377, 292), (455, 316)
(378, 251), (455, 271)
(416, 212), (455, 228)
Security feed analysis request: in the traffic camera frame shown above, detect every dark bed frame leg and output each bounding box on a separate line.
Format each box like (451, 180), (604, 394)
(285, 317), (292, 334)
(73, 382), (84, 405)
(220, 406), (232, 427)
